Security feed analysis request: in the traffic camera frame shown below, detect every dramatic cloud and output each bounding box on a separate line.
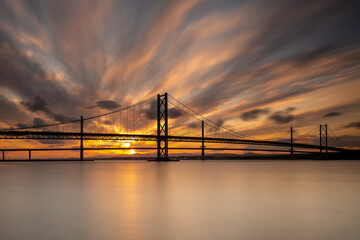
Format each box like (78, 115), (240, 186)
(142, 100), (157, 120)
(33, 117), (46, 127)
(21, 96), (73, 123)
(21, 96), (48, 113)
(0, 33), (78, 106)
(16, 123), (30, 129)
(345, 121), (360, 129)
(168, 108), (182, 119)
(188, 122), (201, 129)
(216, 119), (224, 127)
(0, 29), (82, 127)
(269, 108), (296, 124)
(95, 101), (121, 110)
(141, 104), (182, 120)
(0, 94), (25, 128)
(104, 120), (112, 125)
(241, 108), (270, 121)
(335, 135), (360, 148)
(0, 0), (359, 147)
(15, 118), (46, 129)
(323, 112), (341, 117)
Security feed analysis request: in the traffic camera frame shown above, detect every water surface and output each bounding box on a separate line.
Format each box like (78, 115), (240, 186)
(0, 160), (359, 240)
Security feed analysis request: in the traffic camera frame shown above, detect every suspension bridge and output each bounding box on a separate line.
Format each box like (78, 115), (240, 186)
(0, 93), (350, 161)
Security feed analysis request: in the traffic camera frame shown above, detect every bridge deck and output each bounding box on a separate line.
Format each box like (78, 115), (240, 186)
(0, 131), (346, 152)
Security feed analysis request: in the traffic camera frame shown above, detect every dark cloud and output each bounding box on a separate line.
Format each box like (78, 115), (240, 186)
(21, 96), (73, 123)
(206, 41), (360, 119)
(52, 113), (73, 123)
(33, 117), (46, 127)
(286, 107), (296, 111)
(0, 0), (359, 143)
(291, 100), (360, 126)
(141, 104), (182, 120)
(323, 112), (341, 117)
(96, 100), (121, 110)
(169, 107), (182, 119)
(0, 34), (79, 108)
(16, 123), (30, 129)
(333, 135), (360, 147)
(104, 120), (112, 125)
(0, 94), (26, 127)
(142, 100), (157, 120)
(269, 108), (296, 124)
(190, 82), (235, 111)
(269, 114), (293, 124)
(13, 118), (46, 130)
(247, 0), (360, 64)
(21, 96), (49, 113)
(0, 29), (84, 128)
(241, 108), (270, 121)
(345, 121), (360, 129)
(188, 122), (201, 129)
(187, 0), (360, 114)
(190, 43), (357, 114)
(216, 119), (224, 127)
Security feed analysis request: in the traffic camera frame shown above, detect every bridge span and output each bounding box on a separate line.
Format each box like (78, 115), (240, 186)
(0, 93), (349, 160)
(0, 131), (345, 152)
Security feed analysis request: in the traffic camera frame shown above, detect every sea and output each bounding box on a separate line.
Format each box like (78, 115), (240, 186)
(0, 160), (359, 240)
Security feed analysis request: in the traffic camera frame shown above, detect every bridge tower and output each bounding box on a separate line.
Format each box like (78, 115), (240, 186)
(201, 120), (205, 160)
(290, 127), (294, 160)
(157, 93), (169, 161)
(80, 116), (84, 161)
(319, 124), (328, 158)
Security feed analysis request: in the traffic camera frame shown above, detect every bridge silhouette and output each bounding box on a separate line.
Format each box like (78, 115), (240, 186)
(0, 93), (349, 161)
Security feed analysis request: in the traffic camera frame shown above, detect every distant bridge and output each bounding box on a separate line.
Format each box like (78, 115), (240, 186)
(0, 93), (348, 160)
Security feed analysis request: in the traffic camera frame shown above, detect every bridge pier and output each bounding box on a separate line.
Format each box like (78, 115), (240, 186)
(29, 150), (31, 160)
(2, 150), (4, 160)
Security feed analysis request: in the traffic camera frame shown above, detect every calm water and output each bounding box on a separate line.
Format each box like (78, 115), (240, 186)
(0, 160), (360, 240)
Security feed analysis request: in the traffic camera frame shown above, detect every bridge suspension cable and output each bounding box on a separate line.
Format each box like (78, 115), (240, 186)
(294, 126), (318, 140)
(167, 94), (256, 140)
(3, 93), (259, 141)
(327, 126), (347, 147)
(2, 95), (157, 134)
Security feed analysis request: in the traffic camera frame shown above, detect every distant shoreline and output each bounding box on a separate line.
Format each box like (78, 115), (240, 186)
(1, 151), (359, 162)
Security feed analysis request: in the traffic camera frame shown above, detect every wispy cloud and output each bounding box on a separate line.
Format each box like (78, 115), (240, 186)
(269, 107), (296, 124)
(0, 0), (359, 145)
(241, 108), (270, 121)
(345, 121), (360, 129)
(323, 112), (341, 117)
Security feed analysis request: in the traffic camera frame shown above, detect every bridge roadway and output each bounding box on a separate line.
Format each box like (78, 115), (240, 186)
(0, 131), (346, 152)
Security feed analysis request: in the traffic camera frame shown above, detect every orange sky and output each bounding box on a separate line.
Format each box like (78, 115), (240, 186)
(0, 0), (359, 158)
